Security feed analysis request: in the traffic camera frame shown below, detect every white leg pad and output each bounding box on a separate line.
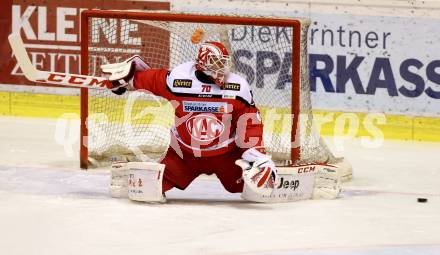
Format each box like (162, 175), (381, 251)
(127, 162), (166, 203)
(333, 157), (353, 182)
(241, 164), (341, 202)
(312, 165), (341, 199)
(241, 166), (316, 203)
(110, 161), (129, 198)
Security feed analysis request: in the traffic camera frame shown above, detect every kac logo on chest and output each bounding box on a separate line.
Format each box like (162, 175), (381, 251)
(186, 114), (225, 142)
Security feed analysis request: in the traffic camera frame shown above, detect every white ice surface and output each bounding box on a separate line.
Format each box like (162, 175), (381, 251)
(0, 116), (439, 255)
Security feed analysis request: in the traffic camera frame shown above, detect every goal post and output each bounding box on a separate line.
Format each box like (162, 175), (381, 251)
(79, 9), (335, 170)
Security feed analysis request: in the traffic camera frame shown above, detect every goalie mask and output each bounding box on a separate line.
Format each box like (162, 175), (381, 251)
(195, 41), (232, 87)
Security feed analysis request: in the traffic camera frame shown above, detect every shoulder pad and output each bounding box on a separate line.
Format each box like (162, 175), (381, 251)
(166, 62), (195, 86)
(223, 73), (253, 104)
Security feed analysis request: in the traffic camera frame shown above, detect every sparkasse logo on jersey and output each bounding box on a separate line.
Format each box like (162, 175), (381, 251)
(183, 101), (228, 113)
(173, 79), (192, 88)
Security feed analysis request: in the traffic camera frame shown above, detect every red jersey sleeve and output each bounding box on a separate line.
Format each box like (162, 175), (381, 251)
(132, 69), (168, 95)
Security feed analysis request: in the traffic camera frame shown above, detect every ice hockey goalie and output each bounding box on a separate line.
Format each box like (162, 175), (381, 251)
(105, 41), (341, 203)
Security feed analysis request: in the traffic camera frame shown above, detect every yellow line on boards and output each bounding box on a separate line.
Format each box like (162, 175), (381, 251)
(0, 91), (439, 142)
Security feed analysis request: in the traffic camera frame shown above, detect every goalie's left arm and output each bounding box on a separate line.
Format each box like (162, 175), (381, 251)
(236, 147), (278, 199)
(232, 82), (277, 200)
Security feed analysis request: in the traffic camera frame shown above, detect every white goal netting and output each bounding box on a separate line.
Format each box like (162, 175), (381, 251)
(81, 10), (338, 168)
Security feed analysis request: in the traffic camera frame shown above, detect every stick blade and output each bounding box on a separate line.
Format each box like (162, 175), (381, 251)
(8, 33), (42, 82)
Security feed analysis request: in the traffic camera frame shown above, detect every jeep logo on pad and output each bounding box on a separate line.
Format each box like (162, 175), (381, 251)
(276, 177), (300, 190)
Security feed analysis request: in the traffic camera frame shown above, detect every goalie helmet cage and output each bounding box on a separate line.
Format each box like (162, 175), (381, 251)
(80, 10), (337, 169)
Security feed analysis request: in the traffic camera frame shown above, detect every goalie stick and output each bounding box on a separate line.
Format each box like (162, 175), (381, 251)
(8, 33), (111, 90)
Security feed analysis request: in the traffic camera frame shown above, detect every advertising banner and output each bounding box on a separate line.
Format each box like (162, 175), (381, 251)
(0, 0), (169, 87)
(172, 5), (440, 117)
(309, 13), (440, 117)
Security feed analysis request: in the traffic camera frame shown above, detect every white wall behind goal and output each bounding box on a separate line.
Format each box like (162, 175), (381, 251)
(172, 0), (440, 117)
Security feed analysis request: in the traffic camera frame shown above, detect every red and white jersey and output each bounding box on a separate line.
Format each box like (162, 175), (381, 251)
(133, 61), (263, 157)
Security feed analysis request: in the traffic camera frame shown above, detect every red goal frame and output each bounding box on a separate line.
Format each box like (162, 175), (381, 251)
(80, 10), (302, 169)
